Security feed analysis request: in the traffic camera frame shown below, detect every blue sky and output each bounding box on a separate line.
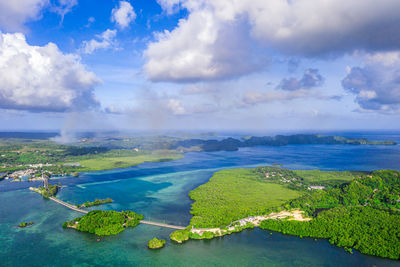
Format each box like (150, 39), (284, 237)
(0, 0), (399, 132)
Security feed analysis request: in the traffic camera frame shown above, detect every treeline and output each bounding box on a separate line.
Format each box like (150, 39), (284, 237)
(38, 183), (60, 198)
(289, 170), (400, 214)
(77, 198), (113, 208)
(188, 169), (300, 228)
(260, 207), (400, 259)
(260, 169), (400, 260)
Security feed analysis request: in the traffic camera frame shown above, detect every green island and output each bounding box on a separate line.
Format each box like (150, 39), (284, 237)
(18, 222), (34, 228)
(63, 210), (144, 236)
(30, 183), (60, 198)
(169, 167), (400, 260)
(147, 238), (166, 249)
(77, 198), (114, 208)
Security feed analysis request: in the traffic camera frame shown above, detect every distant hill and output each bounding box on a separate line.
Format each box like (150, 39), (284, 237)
(0, 132), (59, 139)
(171, 134), (397, 152)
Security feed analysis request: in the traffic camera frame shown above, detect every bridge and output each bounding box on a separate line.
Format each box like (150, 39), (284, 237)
(31, 189), (185, 230)
(140, 220), (185, 230)
(49, 196), (89, 214)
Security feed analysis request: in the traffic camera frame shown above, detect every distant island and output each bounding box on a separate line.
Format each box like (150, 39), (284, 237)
(18, 222), (34, 228)
(170, 134), (397, 152)
(0, 133), (396, 181)
(148, 238), (166, 249)
(77, 198), (114, 208)
(169, 167), (400, 260)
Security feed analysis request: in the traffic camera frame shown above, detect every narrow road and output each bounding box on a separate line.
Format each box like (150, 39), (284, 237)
(140, 220), (185, 230)
(49, 196), (88, 214)
(32, 190), (185, 230)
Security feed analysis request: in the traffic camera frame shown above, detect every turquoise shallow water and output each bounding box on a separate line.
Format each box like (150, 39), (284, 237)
(1, 132), (400, 266)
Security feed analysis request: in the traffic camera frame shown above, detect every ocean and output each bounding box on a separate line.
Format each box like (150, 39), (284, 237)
(1, 132), (400, 266)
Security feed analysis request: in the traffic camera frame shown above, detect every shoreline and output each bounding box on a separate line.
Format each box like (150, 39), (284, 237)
(189, 209), (311, 237)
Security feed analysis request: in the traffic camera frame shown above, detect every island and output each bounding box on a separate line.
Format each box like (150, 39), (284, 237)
(62, 210), (144, 236)
(30, 183), (60, 198)
(147, 238), (166, 249)
(0, 133), (395, 181)
(77, 198), (114, 208)
(169, 167), (400, 260)
(170, 134), (397, 152)
(18, 222), (34, 228)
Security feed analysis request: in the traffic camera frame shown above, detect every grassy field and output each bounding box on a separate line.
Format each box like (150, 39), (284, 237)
(293, 169), (364, 185)
(188, 168), (302, 228)
(76, 151), (183, 171)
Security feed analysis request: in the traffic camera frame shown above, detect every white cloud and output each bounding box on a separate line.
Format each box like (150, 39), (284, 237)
(148, 0), (400, 82)
(81, 29), (117, 54)
(144, 9), (265, 82)
(156, 0), (180, 14)
(342, 51), (400, 113)
(51, 0), (78, 23)
(0, 0), (48, 31)
(0, 32), (100, 112)
(278, 69), (324, 91)
(111, 1), (136, 29)
(166, 99), (185, 115)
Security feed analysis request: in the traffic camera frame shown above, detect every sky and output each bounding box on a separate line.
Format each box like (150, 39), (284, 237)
(0, 0), (399, 133)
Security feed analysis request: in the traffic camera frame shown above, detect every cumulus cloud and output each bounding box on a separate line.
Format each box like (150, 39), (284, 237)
(81, 29), (117, 54)
(342, 52), (400, 113)
(278, 69), (324, 91)
(144, 9), (266, 82)
(147, 0), (400, 82)
(0, 0), (48, 31)
(0, 32), (100, 112)
(111, 1), (136, 29)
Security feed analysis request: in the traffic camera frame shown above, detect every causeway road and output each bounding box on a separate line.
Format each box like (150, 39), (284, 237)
(31, 190), (185, 230)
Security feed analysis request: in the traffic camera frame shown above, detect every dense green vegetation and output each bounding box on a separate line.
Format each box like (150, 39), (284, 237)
(170, 230), (190, 243)
(148, 238), (166, 249)
(76, 150), (182, 171)
(254, 167), (365, 190)
(260, 207), (400, 259)
(18, 222), (34, 228)
(188, 168), (301, 228)
(77, 198), (114, 208)
(63, 210), (143, 236)
(293, 169), (363, 186)
(0, 139), (182, 176)
(181, 166), (400, 259)
(259, 169), (400, 259)
(32, 183), (60, 198)
(187, 167), (364, 229)
(289, 170), (400, 214)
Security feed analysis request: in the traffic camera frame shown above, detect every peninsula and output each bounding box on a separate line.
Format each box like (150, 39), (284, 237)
(169, 167), (400, 260)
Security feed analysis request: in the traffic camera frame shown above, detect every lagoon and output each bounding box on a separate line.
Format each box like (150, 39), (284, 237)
(1, 132), (400, 266)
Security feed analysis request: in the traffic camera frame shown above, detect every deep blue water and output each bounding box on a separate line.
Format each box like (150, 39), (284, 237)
(1, 132), (400, 266)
